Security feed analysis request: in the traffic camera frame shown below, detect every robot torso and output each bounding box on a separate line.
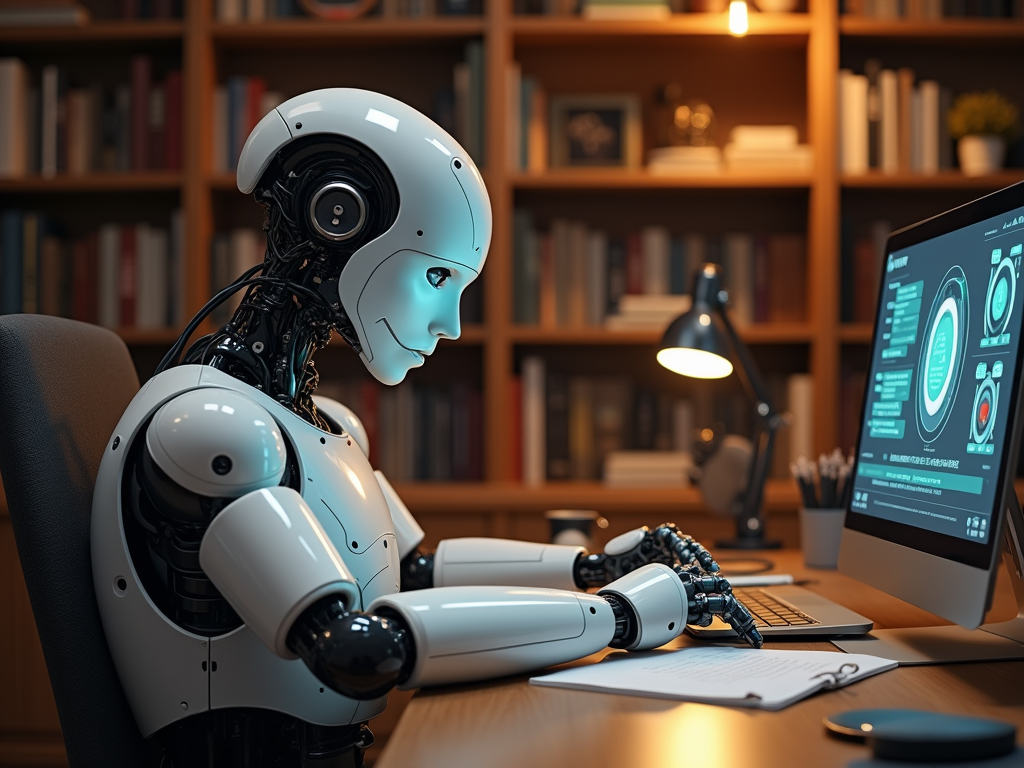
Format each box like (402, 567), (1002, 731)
(91, 364), (398, 737)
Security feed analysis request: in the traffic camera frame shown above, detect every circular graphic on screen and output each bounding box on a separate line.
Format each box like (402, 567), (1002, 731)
(971, 376), (997, 445)
(985, 258), (1016, 338)
(917, 266), (969, 443)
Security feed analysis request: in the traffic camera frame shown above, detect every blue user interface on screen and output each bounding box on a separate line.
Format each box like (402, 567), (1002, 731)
(850, 205), (1024, 544)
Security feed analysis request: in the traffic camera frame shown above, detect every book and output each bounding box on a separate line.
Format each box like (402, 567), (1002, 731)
(131, 55), (151, 172)
(530, 647), (896, 711)
(0, 58), (28, 178)
(522, 355), (546, 486)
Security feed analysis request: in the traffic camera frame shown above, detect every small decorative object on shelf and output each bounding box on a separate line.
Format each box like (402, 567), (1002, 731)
(948, 90), (1019, 177)
(549, 94), (642, 168)
(648, 86), (721, 174)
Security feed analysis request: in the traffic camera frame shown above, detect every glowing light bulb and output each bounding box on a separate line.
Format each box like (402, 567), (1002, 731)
(729, 0), (748, 35)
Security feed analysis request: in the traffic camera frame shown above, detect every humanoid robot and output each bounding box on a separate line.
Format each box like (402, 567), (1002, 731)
(91, 89), (762, 767)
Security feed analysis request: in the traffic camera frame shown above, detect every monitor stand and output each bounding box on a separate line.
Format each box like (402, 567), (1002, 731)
(833, 491), (1024, 665)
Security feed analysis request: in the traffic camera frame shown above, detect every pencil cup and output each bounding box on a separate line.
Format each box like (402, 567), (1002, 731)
(799, 507), (845, 569)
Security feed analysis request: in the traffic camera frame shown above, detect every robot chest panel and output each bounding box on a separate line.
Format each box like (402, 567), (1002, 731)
(282, 417), (400, 608)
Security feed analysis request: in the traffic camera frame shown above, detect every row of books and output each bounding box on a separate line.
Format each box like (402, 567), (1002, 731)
(512, 0), (708, 14)
(516, 356), (815, 485)
(315, 377), (484, 482)
(215, 0), (480, 20)
(841, 0), (1023, 17)
(838, 64), (953, 176)
(512, 213), (807, 330)
(841, 218), (890, 323)
(209, 228), (267, 324)
(0, 209), (185, 329)
(0, 57), (182, 179)
(212, 41), (485, 173)
(0, 1), (181, 26)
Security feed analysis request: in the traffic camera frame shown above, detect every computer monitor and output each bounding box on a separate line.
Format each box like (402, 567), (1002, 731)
(837, 181), (1024, 664)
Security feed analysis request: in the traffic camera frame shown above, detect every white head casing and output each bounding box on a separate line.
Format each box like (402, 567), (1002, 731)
(236, 88), (492, 385)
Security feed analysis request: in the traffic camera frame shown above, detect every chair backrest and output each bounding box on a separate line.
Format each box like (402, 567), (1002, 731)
(0, 315), (158, 766)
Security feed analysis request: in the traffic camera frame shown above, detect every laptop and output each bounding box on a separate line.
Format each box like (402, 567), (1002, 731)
(687, 582), (874, 639)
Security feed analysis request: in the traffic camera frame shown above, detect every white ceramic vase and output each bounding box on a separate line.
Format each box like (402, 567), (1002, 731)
(957, 134), (1006, 177)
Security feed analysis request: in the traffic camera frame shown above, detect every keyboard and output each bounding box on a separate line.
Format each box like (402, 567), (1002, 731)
(733, 587), (822, 628)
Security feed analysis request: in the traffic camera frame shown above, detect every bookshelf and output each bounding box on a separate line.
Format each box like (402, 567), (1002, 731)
(3, 0), (1024, 763)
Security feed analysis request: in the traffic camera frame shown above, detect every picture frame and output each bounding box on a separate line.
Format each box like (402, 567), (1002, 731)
(549, 94), (642, 169)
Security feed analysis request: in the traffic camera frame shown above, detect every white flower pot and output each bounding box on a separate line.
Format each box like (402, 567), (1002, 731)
(957, 134), (1006, 177)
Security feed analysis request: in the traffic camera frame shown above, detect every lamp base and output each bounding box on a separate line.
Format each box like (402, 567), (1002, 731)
(714, 536), (782, 550)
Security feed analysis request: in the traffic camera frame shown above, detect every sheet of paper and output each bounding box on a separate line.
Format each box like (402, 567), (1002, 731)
(530, 647), (896, 710)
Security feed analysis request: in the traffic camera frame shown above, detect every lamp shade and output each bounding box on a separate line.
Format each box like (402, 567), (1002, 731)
(657, 309), (734, 379)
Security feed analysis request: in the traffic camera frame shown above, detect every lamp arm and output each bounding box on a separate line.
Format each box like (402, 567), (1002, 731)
(716, 304), (778, 421)
(718, 302), (784, 545)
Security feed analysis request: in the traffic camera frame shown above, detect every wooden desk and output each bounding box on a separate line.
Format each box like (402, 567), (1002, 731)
(374, 550), (1024, 768)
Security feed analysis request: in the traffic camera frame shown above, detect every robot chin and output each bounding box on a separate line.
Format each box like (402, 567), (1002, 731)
(359, 333), (425, 386)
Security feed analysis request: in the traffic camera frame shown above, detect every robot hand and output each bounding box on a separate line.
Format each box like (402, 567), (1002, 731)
(575, 523), (763, 649)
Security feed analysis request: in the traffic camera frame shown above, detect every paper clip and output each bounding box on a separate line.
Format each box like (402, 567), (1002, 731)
(811, 662), (860, 690)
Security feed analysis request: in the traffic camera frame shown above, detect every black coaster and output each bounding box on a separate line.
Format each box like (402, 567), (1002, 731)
(825, 708), (1017, 762)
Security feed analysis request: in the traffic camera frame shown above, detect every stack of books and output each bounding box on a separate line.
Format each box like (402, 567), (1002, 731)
(605, 294), (690, 331)
(603, 451), (692, 487)
(582, 0), (671, 18)
(647, 145), (723, 175)
(723, 125), (812, 173)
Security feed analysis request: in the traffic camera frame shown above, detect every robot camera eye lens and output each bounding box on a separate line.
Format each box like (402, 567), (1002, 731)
(212, 455), (233, 475)
(453, 160), (462, 169)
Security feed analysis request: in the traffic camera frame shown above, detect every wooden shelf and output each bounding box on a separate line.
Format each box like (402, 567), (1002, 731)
(210, 18), (485, 47)
(511, 169), (813, 190)
(0, 20), (184, 44)
(510, 323), (814, 345)
(0, 173), (183, 193)
(842, 171), (1024, 190)
(512, 13), (812, 43)
(840, 17), (1024, 40)
(839, 323), (874, 344)
(392, 478), (801, 515)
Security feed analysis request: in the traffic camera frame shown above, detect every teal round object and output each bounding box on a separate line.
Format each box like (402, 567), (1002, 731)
(993, 276), (1009, 321)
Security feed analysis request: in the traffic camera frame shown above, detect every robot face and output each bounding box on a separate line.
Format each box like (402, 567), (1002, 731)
(355, 250), (478, 385)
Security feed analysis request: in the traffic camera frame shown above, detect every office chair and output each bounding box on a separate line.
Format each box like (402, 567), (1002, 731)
(0, 315), (158, 767)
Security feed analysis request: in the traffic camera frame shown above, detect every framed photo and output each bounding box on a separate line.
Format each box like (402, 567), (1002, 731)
(549, 94), (642, 169)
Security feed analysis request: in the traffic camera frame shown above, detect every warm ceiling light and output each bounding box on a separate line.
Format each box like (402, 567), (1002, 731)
(729, 0), (749, 35)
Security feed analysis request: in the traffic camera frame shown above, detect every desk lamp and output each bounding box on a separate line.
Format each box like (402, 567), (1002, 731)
(658, 262), (783, 549)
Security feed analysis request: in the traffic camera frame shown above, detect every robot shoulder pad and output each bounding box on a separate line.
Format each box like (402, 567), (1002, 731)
(313, 395), (370, 458)
(146, 387), (287, 498)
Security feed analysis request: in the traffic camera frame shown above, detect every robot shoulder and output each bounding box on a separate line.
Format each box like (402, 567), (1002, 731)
(312, 395), (370, 458)
(146, 386), (288, 498)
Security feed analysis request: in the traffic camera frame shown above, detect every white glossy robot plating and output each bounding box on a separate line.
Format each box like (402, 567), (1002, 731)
(91, 89), (762, 767)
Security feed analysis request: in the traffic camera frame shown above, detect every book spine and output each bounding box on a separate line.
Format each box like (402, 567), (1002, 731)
(641, 226), (670, 296)
(131, 55), (151, 171)
(165, 70), (182, 171)
(878, 69), (899, 174)
(568, 221), (588, 327)
(1, 210), (23, 313)
(227, 76), (249, 171)
(840, 70), (869, 175)
(119, 225), (137, 327)
(586, 230), (607, 327)
(787, 374), (814, 463)
(919, 80), (940, 175)
(723, 232), (754, 325)
(897, 67), (915, 173)
(72, 235), (92, 322)
(0, 59), (28, 178)
(40, 66), (59, 178)
(148, 83), (166, 170)
(606, 237), (626, 316)
(97, 224), (120, 328)
(754, 232), (770, 323)
(625, 231), (643, 295)
(509, 376), (523, 482)
(21, 212), (38, 314)
(546, 372), (570, 480)
(522, 355), (546, 486)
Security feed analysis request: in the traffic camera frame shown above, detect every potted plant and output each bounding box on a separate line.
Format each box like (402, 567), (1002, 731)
(948, 91), (1019, 177)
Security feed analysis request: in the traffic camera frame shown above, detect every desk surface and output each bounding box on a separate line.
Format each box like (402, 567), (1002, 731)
(375, 550), (1024, 768)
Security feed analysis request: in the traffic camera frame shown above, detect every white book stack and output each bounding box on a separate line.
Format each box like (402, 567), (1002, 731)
(603, 451), (692, 488)
(647, 146), (723, 175)
(604, 294), (690, 331)
(723, 125), (811, 173)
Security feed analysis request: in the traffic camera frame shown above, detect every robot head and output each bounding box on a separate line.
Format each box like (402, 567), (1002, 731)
(237, 89), (492, 385)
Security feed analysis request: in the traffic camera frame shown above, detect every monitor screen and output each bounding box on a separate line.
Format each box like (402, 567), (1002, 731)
(845, 195), (1024, 570)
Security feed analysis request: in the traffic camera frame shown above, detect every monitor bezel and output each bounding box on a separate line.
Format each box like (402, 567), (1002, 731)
(844, 180), (1024, 572)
